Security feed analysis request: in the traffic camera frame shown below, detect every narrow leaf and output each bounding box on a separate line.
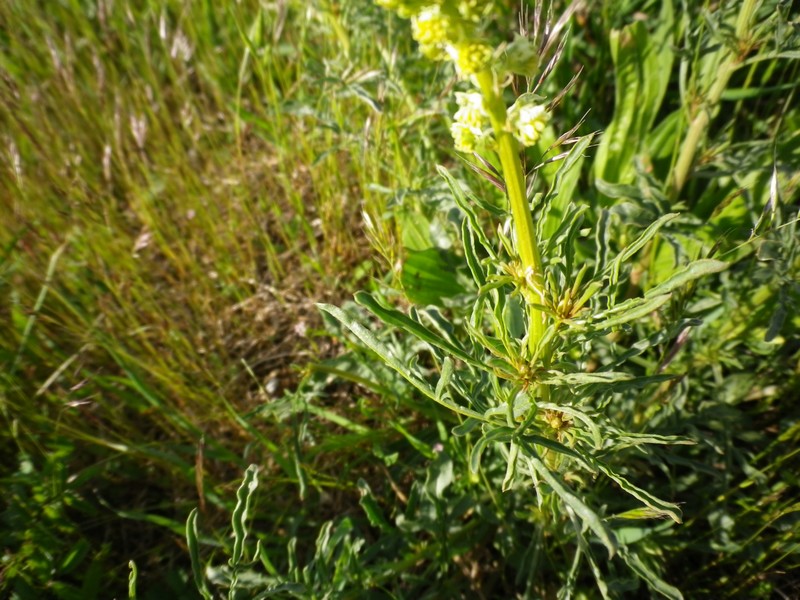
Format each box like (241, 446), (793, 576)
(594, 461), (682, 523)
(317, 303), (484, 420)
(645, 259), (727, 298)
(354, 292), (482, 369)
(186, 509), (213, 600)
(613, 213), (679, 268)
(527, 451), (618, 557)
(230, 464), (259, 566)
(619, 548), (684, 600)
(435, 356), (454, 401)
(590, 294), (672, 330)
(470, 426), (514, 474)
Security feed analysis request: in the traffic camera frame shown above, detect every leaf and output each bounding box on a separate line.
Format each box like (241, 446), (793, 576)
(470, 426), (514, 474)
(610, 213), (679, 272)
(401, 248), (466, 306)
(317, 303), (484, 420)
(589, 294), (672, 330)
(527, 450), (619, 557)
(353, 292), (482, 369)
(462, 218), (486, 287)
(398, 209), (432, 251)
(427, 452), (454, 498)
(619, 547), (684, 600)
(610, 431), (695, 448)
(541, 134), (595, 240)
(230, 464), (259, 566)
(437, 165), (498, 251)
(645, 259), (727, 297)
(435, 356), (454, 401)
(452, 417), (481, 436)
(594, 461), (682, 523)
(503, 442), (520, 491)
(358, 479), (392, 531)
(593, 2), (674, 189)
(186, 509), (213, 600)
(547, 371), (634, 385)
(588, 373), (676, 394)
(519, 435), (595, 472)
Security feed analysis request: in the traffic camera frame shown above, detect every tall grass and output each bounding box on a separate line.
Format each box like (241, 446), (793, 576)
(1, 0), (438, 595)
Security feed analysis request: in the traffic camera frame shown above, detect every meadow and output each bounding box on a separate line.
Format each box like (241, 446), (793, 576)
(1, 0), (798, 598)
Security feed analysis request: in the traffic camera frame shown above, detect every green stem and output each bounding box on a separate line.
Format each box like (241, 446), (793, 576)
(475, 70), (546, 350)
(668, 0), (760, 200)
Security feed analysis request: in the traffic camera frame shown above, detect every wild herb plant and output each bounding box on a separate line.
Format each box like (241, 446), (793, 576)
(318, 1), (734, 596)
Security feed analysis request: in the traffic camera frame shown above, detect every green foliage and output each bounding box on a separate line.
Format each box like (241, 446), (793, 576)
(2, 0), (799, 598)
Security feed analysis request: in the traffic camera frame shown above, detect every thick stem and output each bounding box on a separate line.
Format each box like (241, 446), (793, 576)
(475, 70), (546, 349)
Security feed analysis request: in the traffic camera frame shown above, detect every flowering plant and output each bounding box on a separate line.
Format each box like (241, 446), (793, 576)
(321, 2), (728, 597)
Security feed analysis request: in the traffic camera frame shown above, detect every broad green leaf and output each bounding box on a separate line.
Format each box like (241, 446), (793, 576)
(646, 109), (682, 161)
(398, 209), (432, 251)
(401, 248), (466, 306)
(594, 1), (674, 188)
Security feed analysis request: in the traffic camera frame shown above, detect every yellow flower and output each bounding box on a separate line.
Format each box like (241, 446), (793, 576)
(508, 96), (550, 147)
(453, 91), (485, 129)
(411, 6), (450, 47)
(375, 0), (428, 19)
(450, 122), (480, 153)
(449, 42), (493, 76)
(456, 0), (485, 21)
(450, 91), (490, 153)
